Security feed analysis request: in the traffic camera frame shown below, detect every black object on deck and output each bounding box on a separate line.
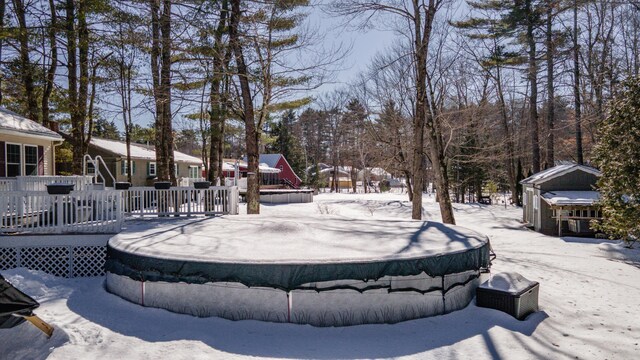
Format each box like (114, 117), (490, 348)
(46, 183), (75, 195)
(115, 182), (132, 190)
(154, 182), (171, 190)
(0, 274), (40, 329)
(193, 181), (211, 189)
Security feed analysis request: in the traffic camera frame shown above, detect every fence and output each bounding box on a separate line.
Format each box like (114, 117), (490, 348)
(122, 186), (239, 217)
(0, 190), (123, 234)
(13, 175), (95, 192)
(0, 178), (16, 192)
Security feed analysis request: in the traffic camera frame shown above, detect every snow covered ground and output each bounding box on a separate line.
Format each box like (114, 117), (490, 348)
(2, 192), (640, 359)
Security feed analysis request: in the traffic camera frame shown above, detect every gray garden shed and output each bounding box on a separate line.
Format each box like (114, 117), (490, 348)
(520, 164), (601, 236)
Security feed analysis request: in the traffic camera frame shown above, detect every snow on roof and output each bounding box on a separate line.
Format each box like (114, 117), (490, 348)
(90, 138), (202, 164)
(258, 154), (282, 168)
(226, 158), (281, 173)
(520, 164), (601, 185)
(541, 191), (600, 206)
(0, 107), (62, 140)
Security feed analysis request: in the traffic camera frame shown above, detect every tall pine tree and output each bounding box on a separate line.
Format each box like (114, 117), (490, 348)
(592, 76), (640, 246)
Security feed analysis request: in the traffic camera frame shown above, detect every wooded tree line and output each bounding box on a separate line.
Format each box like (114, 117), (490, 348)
(0, 0), (638, 221)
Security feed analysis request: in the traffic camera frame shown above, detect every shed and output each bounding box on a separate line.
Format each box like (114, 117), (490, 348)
(520, 164), (601, 236)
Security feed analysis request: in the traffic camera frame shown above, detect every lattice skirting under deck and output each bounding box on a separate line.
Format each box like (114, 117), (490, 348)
(0, 245), (106, 277)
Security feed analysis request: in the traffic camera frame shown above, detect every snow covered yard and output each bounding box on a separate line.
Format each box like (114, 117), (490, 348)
(2, 192), (639, 359)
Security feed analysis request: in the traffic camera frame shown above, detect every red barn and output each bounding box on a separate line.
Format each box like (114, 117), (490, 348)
(255, 154), (302, 188)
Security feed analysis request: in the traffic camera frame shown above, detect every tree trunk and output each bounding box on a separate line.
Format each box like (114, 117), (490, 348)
(527, 1), (540, 174)
(42, 0), (58, 128)
(411, 0), (427, 220)
(404, 169), (413, 200)
(161, 0), (175, 184)
(13, 0), (39, 122)
(208, 0), (229, 184)
(0, 0), (4, 105)
(545, 1), (555, 169)
(230, 0), (260, 214)
(574, 0), (584, 164)
(414, 1), (455, 224)
(150, 0), (164, 180)
(495, 66), (518, 205)
(66, 0), (82, 174)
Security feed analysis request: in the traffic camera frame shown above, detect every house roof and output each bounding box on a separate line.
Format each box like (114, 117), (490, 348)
(0, 107), (63, 141)
(541, 191), (600, 206)
(258, 154), (282, 168)
(223, 158), (281, 173)
(520, 164), (601, 185)
(90, 137), (202, 164)
(244, 154), (299, 178)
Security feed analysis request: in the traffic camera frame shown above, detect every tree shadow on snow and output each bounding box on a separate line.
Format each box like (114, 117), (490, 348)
(64, 278), (557, 359)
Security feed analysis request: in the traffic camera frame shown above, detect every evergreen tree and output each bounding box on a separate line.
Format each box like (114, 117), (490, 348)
(92, 118), (120, 140)
(268, 110), (305, 181)
(592, 76), (640, 246)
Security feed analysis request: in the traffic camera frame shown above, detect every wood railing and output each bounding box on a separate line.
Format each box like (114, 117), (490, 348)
(0, 190), (123, 234)
(122, 186), (239, 217)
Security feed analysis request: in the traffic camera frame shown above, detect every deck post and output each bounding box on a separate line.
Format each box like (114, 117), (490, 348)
(558, 206), (562, 237)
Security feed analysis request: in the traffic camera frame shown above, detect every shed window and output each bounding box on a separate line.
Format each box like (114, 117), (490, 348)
(533, 195), (539, 210)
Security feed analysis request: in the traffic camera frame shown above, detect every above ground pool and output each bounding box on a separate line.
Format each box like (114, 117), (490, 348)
(106, 215), (490, 326)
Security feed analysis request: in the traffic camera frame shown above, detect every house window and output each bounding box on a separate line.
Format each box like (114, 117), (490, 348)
(175, 163), (178, 177)
(6, 143), (21, 177)
(24, 145), (38, 175)
(189, 166), (199, 178)
(121, 160), (136, 175)
(148, 162), (156, 177)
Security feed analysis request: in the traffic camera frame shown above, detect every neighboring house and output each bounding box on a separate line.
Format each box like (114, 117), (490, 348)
(254, 154), (302, 188)
(0, 107), (63, 177)
(87, 138), (203, 187)
(520, 164), (602, 236)
(358, 167), (392, 182)
(221, 158), (281, 187)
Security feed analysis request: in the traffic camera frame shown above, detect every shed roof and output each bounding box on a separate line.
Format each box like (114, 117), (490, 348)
(520, 164), (601, 185)
(90, 138), (202, 164)
(0, 107), (63, 141)
(541, 191), (600, 206)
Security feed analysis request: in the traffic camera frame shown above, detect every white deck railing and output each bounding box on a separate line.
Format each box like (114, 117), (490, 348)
(122, 186), (239, 217)
(12, 175), (95, 192)
(0, 190), (123, 234)
(0, 179), (17, 192)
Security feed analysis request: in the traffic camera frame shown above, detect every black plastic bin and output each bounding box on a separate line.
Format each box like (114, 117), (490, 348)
(193, 181), (211, 189)
(154, 182), (171, 190)
(115, 182), (131, 190)
(46, 183), (75, 195)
